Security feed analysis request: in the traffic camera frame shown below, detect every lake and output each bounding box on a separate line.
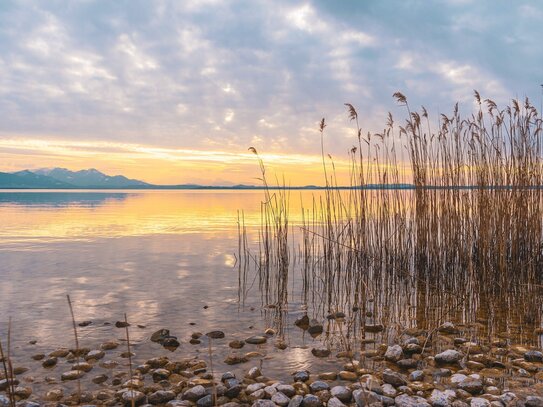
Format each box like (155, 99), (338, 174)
(1, 189), (542, 397)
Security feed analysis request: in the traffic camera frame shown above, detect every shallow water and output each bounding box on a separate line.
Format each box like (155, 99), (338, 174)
(1, 189), (542, 396)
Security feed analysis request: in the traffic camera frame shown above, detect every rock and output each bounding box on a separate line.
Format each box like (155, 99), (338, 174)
(303, 394), (323, 407)
(353, 390), (382, 407)
(115, 321), (130, 328)
(31, 353), (45, 361)
(149, 390), (176, 405)
(404, 343), (423, 354)
(395, 394), (431, 407)
(72, 361), (93, 372)
(247, 383), (266, 394)
(309, 380), (329, 392)
(331, 386), (351, 402)
(450, 374), (467, 384)
(307, 323), (323, 337)
(277, 384), (296, 398)
(524, 350), (543, 362)
(167, 402), (192, 407)
(14, 386), (32, 399)
(197, 394), (214, 407)
(100, 360), (119, 369)
(245, 336), (267, 345)
(429, 389), (456, 406)
(152, 368), (171, 381)
(92, 374), (109, 385)
(328, 397), (347, 407)
(0, 395), (9, 407)
(122, 390), (147, 407)
(438, 322), (459, 334)
(295, 315), (310, 329)
(434, 350), (463, 364)
(42, 357), (58, 368)
(397, 359), (418, 369)
(364, 324), (384, 333)
(61, 370), (84, 381)
(100, 341), (119, 350)
(78, 320), (92, 327)
(384, 345), (403, 362)
(264, 385), (277, 398)
(206, 330), (225, 339)
(381, 384), (397, 398)
(526, 396), (543, 407)
(85, 350), (105, 360)
(224, 354), (248, 365)
(151, 329), (171, 343)
(225, 384), (242, 398)
(247, 366), (262, 379)
(382, 369), (407, 387)
(319, 372), (337, 380)
(289, 395), (304, 407)
(182, 385), (207, 401)
(252, 401), (276, 407)
(338, 371), (357, 381)
(457, 379), (483, 395)
(409, 370), (424, 381)
(469, 398), (490, 407)
(49, 348), (69, 358)
(272, 392), (291, 406)
(311, 348), (330, 357)
(0, 379), (18, 391)
(229, 340), (245, 349)
(293, 371), (310, 382)
(163, 337), (181, 349)
(44, 388), (64, 401)
(275, 340), (288, 350)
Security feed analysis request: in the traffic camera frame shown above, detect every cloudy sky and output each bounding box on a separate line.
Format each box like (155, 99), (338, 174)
(0, 0), (541, 185)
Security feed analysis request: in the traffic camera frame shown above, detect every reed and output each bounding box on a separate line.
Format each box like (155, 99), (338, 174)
(241, 92), (543, 350)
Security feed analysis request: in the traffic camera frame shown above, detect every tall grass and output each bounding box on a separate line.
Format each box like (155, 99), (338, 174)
(241, 92), (543, 346)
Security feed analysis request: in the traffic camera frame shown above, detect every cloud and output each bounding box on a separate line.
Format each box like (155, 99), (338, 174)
(0, 0), (541, 183)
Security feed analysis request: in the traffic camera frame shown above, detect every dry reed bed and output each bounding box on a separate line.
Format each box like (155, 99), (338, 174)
(240, 92), (543, 350)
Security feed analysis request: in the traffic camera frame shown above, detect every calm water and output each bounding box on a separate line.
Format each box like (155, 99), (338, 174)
(0, 190), (341, 382)
(1, 189), (542, 396)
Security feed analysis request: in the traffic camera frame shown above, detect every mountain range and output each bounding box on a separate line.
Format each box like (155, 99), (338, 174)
(0, 168), (151, 189)
(0, 167), (416, 189)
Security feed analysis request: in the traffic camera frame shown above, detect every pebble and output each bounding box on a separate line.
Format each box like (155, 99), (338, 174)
(206, 330), (225, 339)
(429, 389), (456, 406)
(331, 386), (352, 402)
(293, 370), (310, 382)
(303, 394), (323, 407)
(61, 370), (84, 381)
(224, 354), (248, 365)
(272, 392), (291, 406)
(469, 398), (490, 407)
(524, 350), (543, 362)
(311, 348), (331, 357)
(42, 357), (58, 368)
(309, 380), (329, 392)
(328, 397), (347, 407)
(85, 350), (105, 360)
(252, 400), (276, 407)
(277, 384), (296, 398)
(382, 369), (407, 387)
(92, 374), (108, 384)
(148, 390), (176, 405)
(229, 340), (245, 349)
(338, 370), (357, 381)
(395, 394), (431, 407)
(384, 344), (403, 362)
(100, 341), (119, 350)
(435, 349), (463, 364)
(247, 366), (262, 379)
(353, 389), (382, 406)
(288, 394), (303, 407)
(182, 385), (207, 401)
(245, 335), (267, 345)
(122, 390), (147, 407)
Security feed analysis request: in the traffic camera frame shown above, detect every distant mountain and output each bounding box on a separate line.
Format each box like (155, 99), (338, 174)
(0, 170), (74, 188)
(34, 168), (150, 188)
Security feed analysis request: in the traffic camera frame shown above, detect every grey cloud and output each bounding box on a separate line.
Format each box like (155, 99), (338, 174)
(0, 0), (541, 157)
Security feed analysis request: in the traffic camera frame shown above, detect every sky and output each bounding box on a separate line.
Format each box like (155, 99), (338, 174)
(0, 0), (542, 185)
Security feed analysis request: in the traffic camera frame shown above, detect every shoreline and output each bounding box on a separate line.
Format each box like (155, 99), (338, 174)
(2, 321), (543, 406)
